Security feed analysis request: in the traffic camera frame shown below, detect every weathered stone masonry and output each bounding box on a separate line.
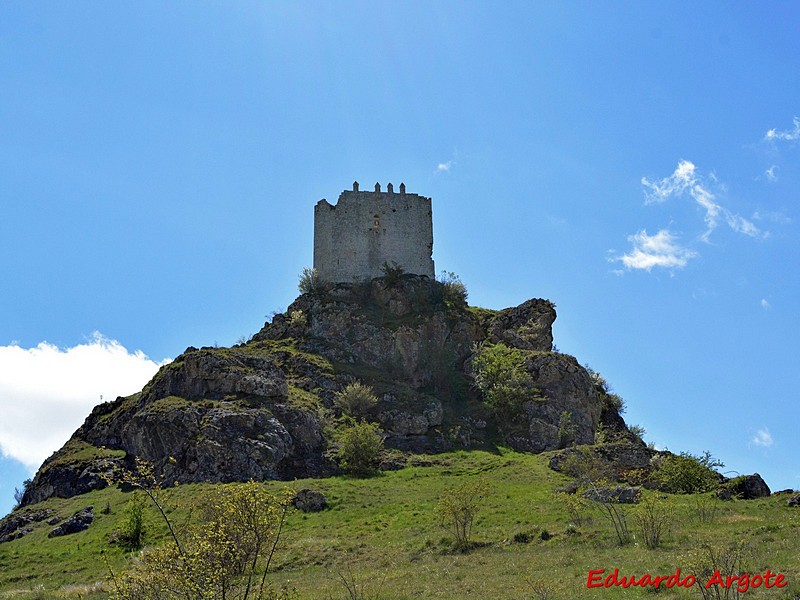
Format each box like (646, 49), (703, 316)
(313, 182), (435, 282)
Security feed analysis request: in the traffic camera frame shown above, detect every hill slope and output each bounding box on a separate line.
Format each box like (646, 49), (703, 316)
(18, 276), (631, 508)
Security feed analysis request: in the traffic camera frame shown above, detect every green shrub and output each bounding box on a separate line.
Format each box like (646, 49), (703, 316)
(557, 410), (575, 448)
(438, 271), (468, 308)
(471, 343), (535, 420)
(380, 261), (406, 285)
(654, 452), (721, 494)
(335, 382), (379, 419)
(338, 421), (384, 476)
(436, 479), (489, 551)
(586, 366), (626, 414)
(298, 267), (323, 295)
(288, 309), (307, 327)
(118, 492), (146, 551)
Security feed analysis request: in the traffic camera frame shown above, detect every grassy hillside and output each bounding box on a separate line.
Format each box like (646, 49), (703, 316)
(1, 449), (799, 599)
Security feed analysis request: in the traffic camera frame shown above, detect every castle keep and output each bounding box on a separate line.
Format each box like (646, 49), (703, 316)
(313, 182), (435, 282)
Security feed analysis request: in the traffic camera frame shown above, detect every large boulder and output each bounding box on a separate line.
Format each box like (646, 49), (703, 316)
(722, 474), (771, 500)
(48, 506), (94, 538)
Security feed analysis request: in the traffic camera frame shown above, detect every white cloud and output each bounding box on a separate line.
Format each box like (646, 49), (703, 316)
(0, 333), (167, 471)
(615, 229), (698, 271)
(765, 165), (778, 181)
(435, 161), (452, 173)
(765, 116), (800, 142)
(761, 298), (771, 310)
(752, 428), (773, 447)
(641, 160), (764, 242)
(641, 159), (697, 204)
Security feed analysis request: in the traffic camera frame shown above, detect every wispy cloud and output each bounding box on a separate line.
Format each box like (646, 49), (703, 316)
(0, 333), (167, 471)
(765, 165), (778, 182)
(641, 159), (697, 204)
(752, 428), (774, 448)
(760, 298), (772, 310)
(765, 116), (800, 142)
(614, 229), (698, 272)
(641, 160), (764, 242)
(753, 210), (792, 225)
(435, 161), (453, 173)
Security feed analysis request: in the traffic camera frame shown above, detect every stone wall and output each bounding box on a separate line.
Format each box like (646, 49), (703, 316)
(313, 182), (435, 282)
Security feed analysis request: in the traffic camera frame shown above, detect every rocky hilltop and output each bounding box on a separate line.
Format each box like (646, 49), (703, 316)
(20, 275), (635, 507)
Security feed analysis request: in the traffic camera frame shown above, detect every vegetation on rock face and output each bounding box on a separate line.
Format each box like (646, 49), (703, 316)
(379, 261), (407, 286)
(471, 342), (537, 420)
(297, 267), (324, 296)
(438, 270), (468, 309)
(334, 382), (379, 419)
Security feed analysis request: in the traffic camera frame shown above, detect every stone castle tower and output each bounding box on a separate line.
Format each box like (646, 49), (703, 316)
(313, 182), (435, 283)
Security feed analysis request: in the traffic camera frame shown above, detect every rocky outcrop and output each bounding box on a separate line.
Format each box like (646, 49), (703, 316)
(720, 474), (771, 500)
(506, 353), (601, 453)
(582, 486), (641, 504)
(486, 298), (555, 351)
(22, 453), (123, 506)
(21, 276), (616, 507)
(0, 508), (55, 544)
(48, 506), (94, 537)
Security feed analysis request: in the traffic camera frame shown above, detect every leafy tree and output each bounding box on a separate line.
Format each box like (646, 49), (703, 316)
(338, 421), (383, 476)
(471, 343), (536, 420)
(13, 478), (31, 508)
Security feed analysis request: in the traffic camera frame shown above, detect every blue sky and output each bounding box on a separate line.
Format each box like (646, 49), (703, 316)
(1, 2), (798, 516)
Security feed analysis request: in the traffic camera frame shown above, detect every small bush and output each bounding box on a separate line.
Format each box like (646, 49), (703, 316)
(437, 479), (489, 551)
(628, 424), (646, 443)
(557, 410), (575, 448)
(439, 270), (468, 308)
(513, 531), (531, 544)
(298, 267), (323, 295)
(335, 382), (378, 419)
(380, 261), (406, 285)
(687, 540), (750, 600)
(654, 452), (720, 494)
(338, 421), (383, 477)
(560, 492), (592, 526)
(288, 309), (307, 327)
(118, 492), (146, 551)
(693, 493), (721, 523)
(635, 493), (673, 549)
(559, 447), (613, 486)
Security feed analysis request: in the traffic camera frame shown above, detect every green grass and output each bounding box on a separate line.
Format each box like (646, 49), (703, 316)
(45, 440), (126, 469)
(2, 450), (799, 599)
